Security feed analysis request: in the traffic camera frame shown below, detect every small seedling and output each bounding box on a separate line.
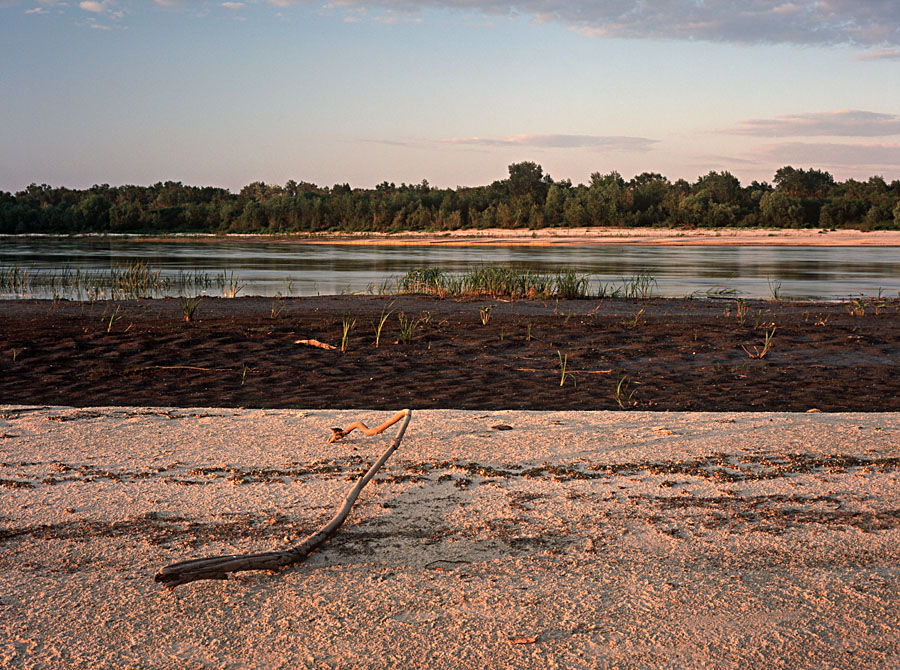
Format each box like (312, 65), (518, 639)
(526, 324), (532, 341)
(479, 305), (493, 326)
(558, 350), (575, 388)
(106, 305), (122, 333)
(767, 277), (782, 301)
(341, 315), (356, 352)
(270, 294), (284, 318)
(398, 312), (420, 344)
(241, 364), (249, 385)
(615, 374), (638, 409)
(180, 296), (202, 323)
(847, 297), (866, 317)
(11, 348), (19, 362)
(743, 326), (776, 359)
(734, 299), (748, 327)
(374, 301), (395, 348)
(627, 308), (645, 328)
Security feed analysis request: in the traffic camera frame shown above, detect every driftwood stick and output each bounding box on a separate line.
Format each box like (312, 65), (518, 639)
(154, 409), (412, 589)
(328, 408), (410, 443)
(294, 339), (337, 350)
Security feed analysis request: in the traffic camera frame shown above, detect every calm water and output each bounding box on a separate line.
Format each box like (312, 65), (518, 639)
(2, 237), (899, 300)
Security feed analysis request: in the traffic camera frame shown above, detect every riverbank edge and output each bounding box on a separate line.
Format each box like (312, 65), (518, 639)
(3, 227), (900, 246)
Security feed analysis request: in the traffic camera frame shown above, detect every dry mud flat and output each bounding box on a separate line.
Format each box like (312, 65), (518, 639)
(1, 407), (899, 669)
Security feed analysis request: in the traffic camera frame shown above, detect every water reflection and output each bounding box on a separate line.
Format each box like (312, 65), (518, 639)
(1, 238), (898, 299)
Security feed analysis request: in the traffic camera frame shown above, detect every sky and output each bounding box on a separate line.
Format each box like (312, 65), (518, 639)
(2, 1), (899, 192)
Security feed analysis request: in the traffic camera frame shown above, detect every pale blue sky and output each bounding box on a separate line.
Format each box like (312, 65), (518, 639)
(2, 1), (899, 191)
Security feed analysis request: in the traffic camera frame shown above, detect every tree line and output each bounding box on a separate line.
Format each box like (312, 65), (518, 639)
(2, 163), (899, 235)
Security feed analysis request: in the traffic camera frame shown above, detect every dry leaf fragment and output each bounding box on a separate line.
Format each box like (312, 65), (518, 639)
(507, 634), (538, 645)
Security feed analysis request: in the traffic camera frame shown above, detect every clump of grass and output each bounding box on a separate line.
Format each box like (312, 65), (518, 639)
(479, 305), (493, 326)
(1, 262), (220, 300)
(396, 266), (591, 300)
(341, 315), (356, 352)
(615, 374), (638, 409)
(767, 277), (782, 301)
(621, 271), (656, 299)
(743, 326), (776, 359)
(397, 267), (457, 297)
(374, 301), (395, 348)
(847, 297), (867, 317)
(222, 271), (244, 298)
(397, 312), (420, 344)
(180, 296), (202, 323)
(554, 269), (590, 300)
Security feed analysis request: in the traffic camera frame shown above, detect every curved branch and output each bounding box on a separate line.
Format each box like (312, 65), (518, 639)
(328, 408), (410, 443)
(155, 409), (412, 589)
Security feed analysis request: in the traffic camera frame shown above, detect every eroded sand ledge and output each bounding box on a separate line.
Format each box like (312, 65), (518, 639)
(1, 407), (899, 669)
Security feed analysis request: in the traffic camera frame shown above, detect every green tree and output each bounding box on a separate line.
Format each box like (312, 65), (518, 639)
(507, 161), (547, 200)
(758, 191), (803, 227)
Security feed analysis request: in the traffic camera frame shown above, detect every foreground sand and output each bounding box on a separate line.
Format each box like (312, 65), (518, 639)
(2, 407), (899, 669)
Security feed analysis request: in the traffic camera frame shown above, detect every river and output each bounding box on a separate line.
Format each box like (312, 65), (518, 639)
(1, 237), (899, 300)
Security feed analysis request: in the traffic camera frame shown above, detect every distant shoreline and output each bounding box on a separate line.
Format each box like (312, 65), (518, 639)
(4, 227), (900, 246)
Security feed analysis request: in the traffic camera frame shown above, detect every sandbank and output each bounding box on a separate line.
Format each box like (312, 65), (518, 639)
(295, 227), (900, 247)
(1, 406), (898, 669)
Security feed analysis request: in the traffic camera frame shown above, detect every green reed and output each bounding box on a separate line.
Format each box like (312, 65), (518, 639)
(0, 262), (222, 300)
(396, 266), (593, 300)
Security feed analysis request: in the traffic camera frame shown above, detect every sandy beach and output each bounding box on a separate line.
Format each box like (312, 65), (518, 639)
(117, 227), (900, 247)
(285, 227), (900, 247)
(1, 406), (898, 669)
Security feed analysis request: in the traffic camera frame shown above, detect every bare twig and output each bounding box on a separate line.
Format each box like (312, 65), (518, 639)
(328, 409), (410, 443)
(154, 409), (412, 589)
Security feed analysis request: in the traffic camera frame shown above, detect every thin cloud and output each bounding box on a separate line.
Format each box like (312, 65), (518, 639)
(755, 142), (900, 169)
(360, 137), (419, 148)
(855, 47), (900, 61)
(266, 1), (900, 48)
(729, 111), (900, 138)
(441, 134), (657, 151)
(221, 2), (245, 9)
